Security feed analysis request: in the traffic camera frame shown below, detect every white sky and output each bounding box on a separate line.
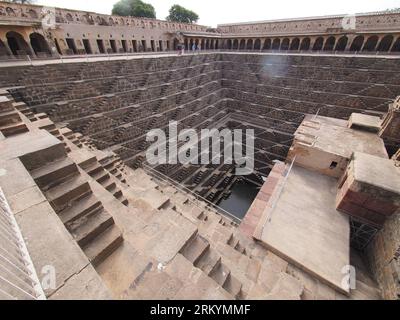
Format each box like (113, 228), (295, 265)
(36, 0), (400, 27)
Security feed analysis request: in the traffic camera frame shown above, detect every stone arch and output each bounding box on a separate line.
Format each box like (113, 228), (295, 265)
(227, 39), (232, 49)
(215, 40), (219, 49)
(205, 39), (210, 50)
(0, 6), (5, 16)
(363, 36), (379, 51)
(29, 32), (51, 55)
(281, 38), (290, 50)
(300, 38), (310, 50)
(377, 35), (394, 52)
(254, 39), (261, 50)
(350, 35), (364, 51)
(233, 39), (239, 50)
(289, 38), (300, 50)
(272, 38), (280, 50)
(312, 37), (324, 51)
(323, 36), (336, 51)
(391, 37), (400, 52)
(246, 39), (253, 50)
(6, 31), (32, 56)
(263, 39), (271, 50)
(335, 36), (348, 51)
(239, 39), (246, 50)
(108, 17), (115, 26)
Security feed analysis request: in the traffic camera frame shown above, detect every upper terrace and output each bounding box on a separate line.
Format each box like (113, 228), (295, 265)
(217, 11), (400, 36)
(0, 2), (399, 60)
(0, 1), (207, 31)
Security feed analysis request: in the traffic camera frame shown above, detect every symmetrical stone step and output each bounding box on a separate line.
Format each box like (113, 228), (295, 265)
(209, 262), (231, 287)
(0, 110), (21, 127)
(27, 153), (124, 269)
(30, 157), (77, 190)
(92, 169), (110, 183)
(0, 122), (28, 137)
(83, 225), (123, 266)
(58, 194), (102, 225)
(70, 210), (114, 247)
(44, 175), (91, 213)
(79, 157), (128, 206)
(180, 234), (210, 264)
(178, 231), (244, 299)
(222, 274), (243, 299)
(0, 95), (29, 137)
(194, 247), (221, 275)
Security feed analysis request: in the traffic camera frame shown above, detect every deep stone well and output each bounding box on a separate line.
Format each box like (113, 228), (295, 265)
(3, 53), (400, 203)
(0, 51), (399, 300)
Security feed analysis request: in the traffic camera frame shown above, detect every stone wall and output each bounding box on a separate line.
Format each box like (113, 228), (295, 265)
(367, 211), (400, 299)
(4, 52), (400, 205)
(218, 12), (400, 36)
(1, 2), (400, 59)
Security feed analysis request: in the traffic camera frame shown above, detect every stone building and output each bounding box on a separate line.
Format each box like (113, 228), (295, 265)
(0, 1), (400, 59)
(0, 2), (399, 301)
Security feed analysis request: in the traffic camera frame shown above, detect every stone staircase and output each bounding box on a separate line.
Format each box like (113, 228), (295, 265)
(125, 168), (305, 299)
(0, 94), (28, 137)
(180, 234), (243, 299)
(28, 154), (123, 267)
(80, 155), (129, 206)
(1, 52), (392, 299)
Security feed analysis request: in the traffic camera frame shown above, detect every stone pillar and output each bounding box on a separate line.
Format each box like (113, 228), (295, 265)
(45, 37), (61, 58)
(0, 37), (14, 57)
(309, 37), (317, 50)
(389, 37), (397, 52)
(345, 35), (355, 51)
(320, 37), (326, 51)
(25, 37), (36, 58)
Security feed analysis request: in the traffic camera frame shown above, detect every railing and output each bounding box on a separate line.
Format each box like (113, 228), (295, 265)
(142, 163), (242, 225)
(0, 187), (45, 300)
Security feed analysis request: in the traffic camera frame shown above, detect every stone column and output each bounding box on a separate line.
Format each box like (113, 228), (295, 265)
(309, 37), (317, 51)
(389, 37), (397, 52)
(23, 35), (36, 58)
(0, 37), (14, 57)
(345, 35), (355, 51)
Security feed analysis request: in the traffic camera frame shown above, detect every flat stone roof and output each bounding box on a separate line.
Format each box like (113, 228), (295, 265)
(254, 165), (350, 294)
(353, 152), (400, 195)
(296, 115), (388, 160)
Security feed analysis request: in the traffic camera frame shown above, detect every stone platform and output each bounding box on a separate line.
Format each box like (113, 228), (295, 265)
(253, 165), (350, 295)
